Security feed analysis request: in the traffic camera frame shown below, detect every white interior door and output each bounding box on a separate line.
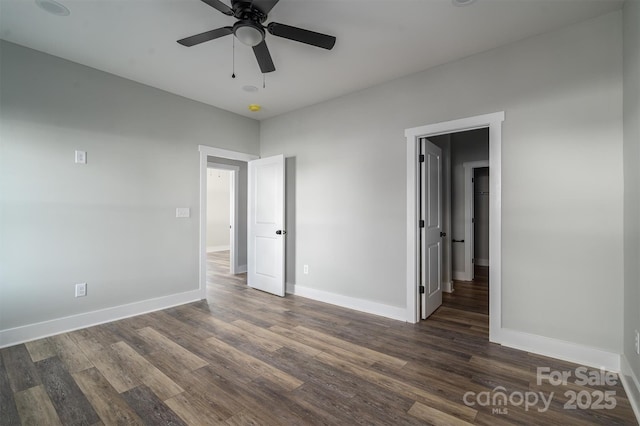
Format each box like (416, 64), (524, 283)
(421, 139), (443, 319)
(248, 155), (286, 297)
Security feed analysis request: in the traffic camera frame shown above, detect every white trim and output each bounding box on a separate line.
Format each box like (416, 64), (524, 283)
(620, 355), (640, 423)
(229, 170), (237, 273)
(464, 160), (489, 281)
(443, 281), (454, 293)
(207, 245), (230, 253)
(198, 145), (258, 299)
(495, 328), (620, 372)
(405, 112), (504, 339)
(199, 146), (259, 162)
(286, 284), (406, 321)
(236, 264), (247, 274)
(0, 290), (201, 348)
(475, 258), (489, 267)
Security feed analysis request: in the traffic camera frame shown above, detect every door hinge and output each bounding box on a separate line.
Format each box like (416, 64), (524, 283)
(419, 220), (425, 228)
(472, 178), (474, 183)
(419, 154), (425, 163)
(472, 258), (475, 264)
(419, 286), (425, 294)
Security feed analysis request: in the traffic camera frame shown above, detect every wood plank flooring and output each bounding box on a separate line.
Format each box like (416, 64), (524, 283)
(1, 252), (637, 425)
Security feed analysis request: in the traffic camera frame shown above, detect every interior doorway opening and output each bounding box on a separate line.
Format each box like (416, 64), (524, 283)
(420, 129), (489, 319)
(198, 146), (258, 300)
(405, 111), (504, 343)
(206, 167), (233, 271)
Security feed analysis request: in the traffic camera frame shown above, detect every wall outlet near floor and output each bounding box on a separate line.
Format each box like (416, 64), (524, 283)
(303, 264), (309, 274)
(635, 330), (640, 355)
(75, 282), (87, 298)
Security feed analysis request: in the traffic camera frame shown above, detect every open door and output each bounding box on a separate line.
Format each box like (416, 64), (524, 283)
(248, 155), (286, 296)
(420, 139), (443, 319)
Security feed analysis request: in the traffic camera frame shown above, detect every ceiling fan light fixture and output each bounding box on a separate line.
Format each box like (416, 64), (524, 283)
(234, 22), (265, 47)
(35, 0), (70, 16)
(452, 0), (477, 6)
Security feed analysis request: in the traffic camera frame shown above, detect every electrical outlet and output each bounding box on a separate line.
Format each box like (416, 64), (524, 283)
(75, 283), (87, 298)
(635, 330), (639, 355)
(303, 265), (309, 274)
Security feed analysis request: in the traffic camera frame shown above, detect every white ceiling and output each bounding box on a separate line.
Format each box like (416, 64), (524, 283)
(0, 0), (623, 120)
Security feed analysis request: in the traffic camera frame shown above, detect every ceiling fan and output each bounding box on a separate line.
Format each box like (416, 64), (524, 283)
(177, 0), (337, 74)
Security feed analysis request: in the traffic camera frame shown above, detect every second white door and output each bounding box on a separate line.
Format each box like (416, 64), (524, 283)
(421, 139), (443, 319)
(248, 155), (286, 297)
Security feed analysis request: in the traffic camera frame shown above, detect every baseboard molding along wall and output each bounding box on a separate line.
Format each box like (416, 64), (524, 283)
(286, 283), (406, 322)
(207, 245), (230, 253)
(236, 264), (247, 273)
(495, 327), (620, 372)
(475, 258), (489, 266)
(0, 289), (202, 348)
(453, 271), (468, 281)
(620, 355), (640, 424)
(443, 281), (454, 293)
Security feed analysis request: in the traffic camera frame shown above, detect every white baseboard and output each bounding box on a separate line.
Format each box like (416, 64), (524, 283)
(494, 327), (620, 372)
(453, 271), (469, 281)
(0, 289), (202, 348)
(236, 264), (247, 273)
(620, 354), (640, 424)
(207, 245), (230, 253)
(286, 283), (406, 321)
(443, 281), (454, 293)
(475, 258), (489, 266)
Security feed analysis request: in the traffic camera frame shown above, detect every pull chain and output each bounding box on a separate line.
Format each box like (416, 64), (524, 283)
(231, 37), (236, 79)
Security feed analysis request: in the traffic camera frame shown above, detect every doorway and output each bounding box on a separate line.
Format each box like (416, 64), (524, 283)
(198, 146), (258, 299)
(405, 112), (504, 343)
(206, 166), (234, 273)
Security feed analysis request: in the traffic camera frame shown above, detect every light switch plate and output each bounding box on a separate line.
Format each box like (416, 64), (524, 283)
(176, 207), (190, 218)
(75, 283), (87, 297)
(75, 150), (86, 164)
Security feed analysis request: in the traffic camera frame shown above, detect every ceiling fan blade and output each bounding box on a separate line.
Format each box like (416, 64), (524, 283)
(177, 27), (233, 47)
(267, 22), (336, 50)
(252, 41), (276, 73)
(200, 0), (233, 16)
(251, 0), (279, 14)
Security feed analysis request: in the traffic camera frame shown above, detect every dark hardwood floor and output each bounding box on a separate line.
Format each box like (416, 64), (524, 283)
(443, 265), (489, 315)
(1, 253), (637, 425)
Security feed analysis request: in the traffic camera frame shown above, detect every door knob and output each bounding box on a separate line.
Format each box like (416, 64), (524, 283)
(276, 230), (287, 235)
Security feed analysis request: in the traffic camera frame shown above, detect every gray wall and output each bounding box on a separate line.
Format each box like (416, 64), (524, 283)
(206, 169), (231, 250)
(450, 129), (489, 276)
(623, 0), (640, 394)
(260, 11), (624, 352)
(0, 41), (260, 330)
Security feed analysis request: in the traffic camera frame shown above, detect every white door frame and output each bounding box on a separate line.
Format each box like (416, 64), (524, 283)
(198, 145), (259, 299)
(463, 161), (489, 281)
(405, 112), (504, 343)
(207, 163), (240, 274)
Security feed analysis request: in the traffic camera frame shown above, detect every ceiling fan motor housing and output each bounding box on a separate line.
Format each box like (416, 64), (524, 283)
(177, 0), (337, 73)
